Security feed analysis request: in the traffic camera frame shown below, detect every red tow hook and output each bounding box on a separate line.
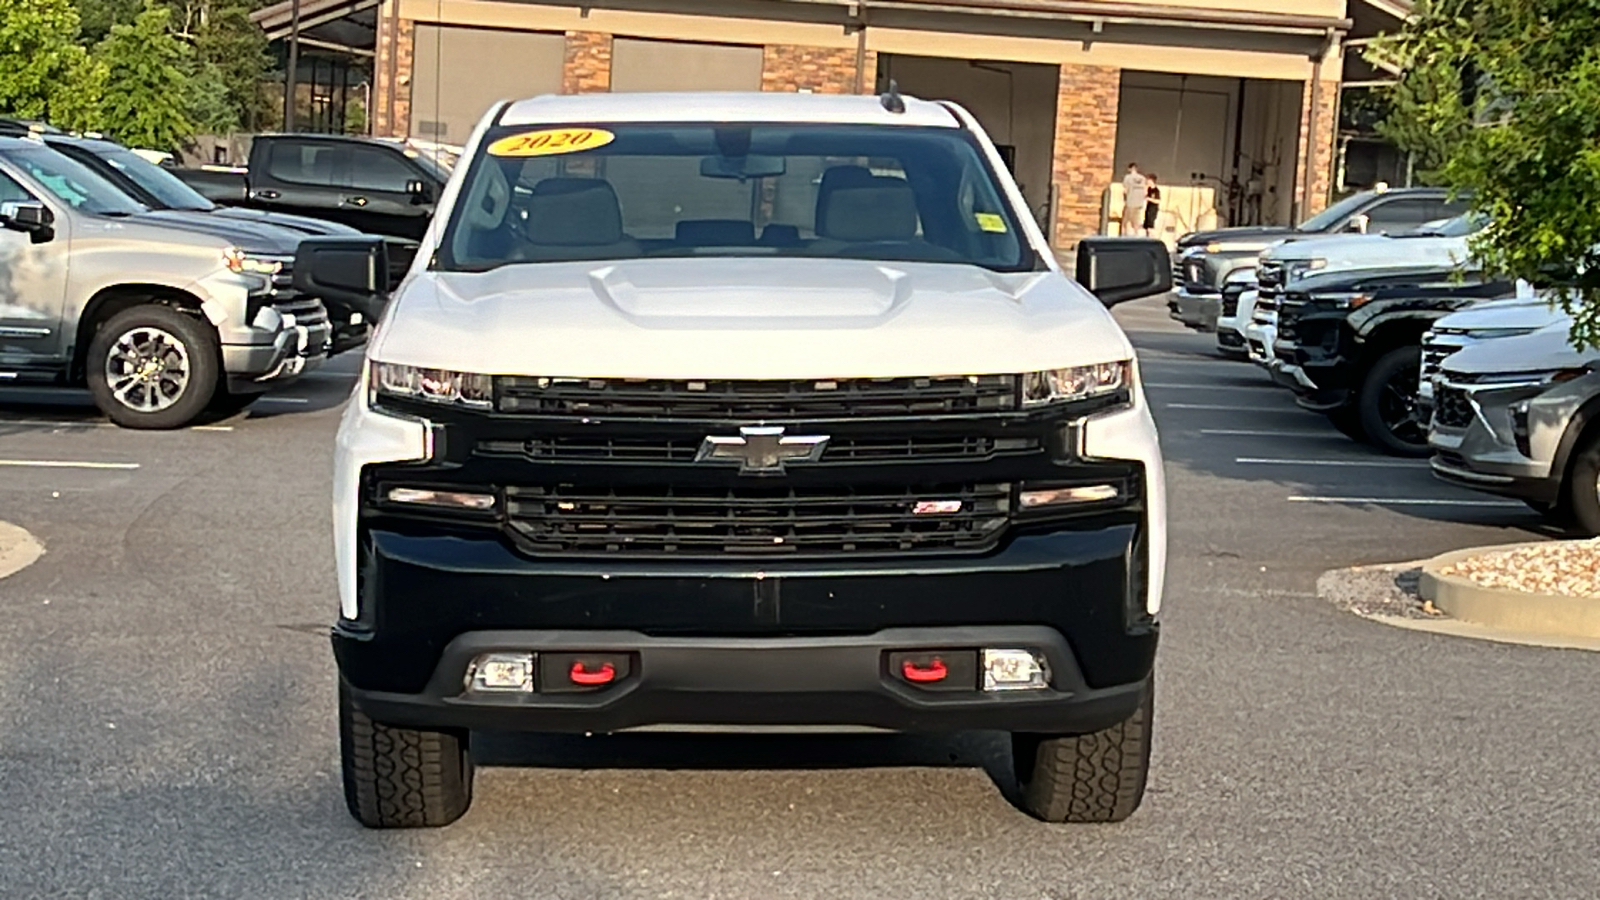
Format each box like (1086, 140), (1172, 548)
(569, 661), (617, 686)
(901, 658), (948, 683)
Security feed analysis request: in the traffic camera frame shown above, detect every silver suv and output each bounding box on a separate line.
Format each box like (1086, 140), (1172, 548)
(0, 136), (330, 428)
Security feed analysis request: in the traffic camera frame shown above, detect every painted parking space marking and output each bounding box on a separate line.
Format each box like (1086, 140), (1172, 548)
(1201, 428), (1343, 438)
(0, 459), (140, 470)
(1238, 457), (1427, 468)
(1143, 383), (1277, 390)
(0, 418), (232, 433)
(1286, 495), (1524, 508)
(256, 397), (311, 405)
(1165, 403), (1308, 412)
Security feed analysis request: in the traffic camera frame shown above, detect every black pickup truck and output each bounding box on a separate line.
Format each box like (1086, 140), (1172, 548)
(174, 134), (447, 240)
(1265, 263), (1516, 455)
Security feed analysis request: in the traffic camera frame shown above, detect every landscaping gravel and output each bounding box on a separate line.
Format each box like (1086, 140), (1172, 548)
(1441, 538), (1600, 598)
(1317, 561), (1440, 620)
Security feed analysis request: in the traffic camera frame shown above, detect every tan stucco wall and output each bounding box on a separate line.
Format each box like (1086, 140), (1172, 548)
(395, 0), (1334, 83)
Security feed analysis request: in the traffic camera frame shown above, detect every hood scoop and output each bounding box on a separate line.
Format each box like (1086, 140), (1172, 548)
(588, 259), (913, 328)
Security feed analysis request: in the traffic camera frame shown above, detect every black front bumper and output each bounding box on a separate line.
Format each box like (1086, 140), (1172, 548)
(335, 523), (1156, 735)
(345, 625), (1150, 735)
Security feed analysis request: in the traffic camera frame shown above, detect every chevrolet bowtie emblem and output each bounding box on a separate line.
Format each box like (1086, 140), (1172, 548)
(697, 426), (830, 474)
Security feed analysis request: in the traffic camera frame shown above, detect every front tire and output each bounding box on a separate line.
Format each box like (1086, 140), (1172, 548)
(339, 682), (473, 828)
(1564, 433), (1600, 536)
(86, 305), (220, 430)
(1357, 347), (1430, 457)
(1011, 680), (1153, 823)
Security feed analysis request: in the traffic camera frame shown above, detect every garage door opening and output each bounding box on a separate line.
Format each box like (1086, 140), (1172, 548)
(875, 54), (1058, 231)
(1112, 72), (1304, 239)
(409, 25), (566, 146)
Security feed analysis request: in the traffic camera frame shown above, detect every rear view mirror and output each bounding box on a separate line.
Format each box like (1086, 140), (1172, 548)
(0, 201), (54, 243)
(1075, 237), (1172, 307)
(293, 237), (395, 321)
(700, 155), (786, 180)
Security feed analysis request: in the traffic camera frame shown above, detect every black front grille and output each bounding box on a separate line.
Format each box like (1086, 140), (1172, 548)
(497, 375), (1020, 419)
(1257, 260), (1286, 291)
(503, 482), (1014, 556)
(477, 434), (1042, 466)
(1433, 385), (1475, 429)
(1221, 283), (1249, 317)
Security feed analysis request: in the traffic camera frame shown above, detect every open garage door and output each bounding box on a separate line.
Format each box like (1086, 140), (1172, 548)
(610, 39), (763, 93)
(410, 26), (565, 145)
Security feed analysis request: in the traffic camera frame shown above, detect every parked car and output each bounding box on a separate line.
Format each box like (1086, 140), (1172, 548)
(1266, 265), (1518, 455)
(0, 136), (331, 427)
(1215, 279), (1257, 359)
(1428, 319), (1600, 529)
(1419, 288), (1566, 415)
(0, 126), (374, 354)
(173, 133), (447, 240)
(1255, 211), (1487, 300)
(1170, 264), (1253, 333)
(1170, 188), (1470, 335)
(307, 90), (1173, 829)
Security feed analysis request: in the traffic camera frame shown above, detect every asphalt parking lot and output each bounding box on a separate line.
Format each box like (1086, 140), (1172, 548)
(2, 296), (1597, 899)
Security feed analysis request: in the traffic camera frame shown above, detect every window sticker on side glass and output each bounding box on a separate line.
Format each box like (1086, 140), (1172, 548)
(975, 212), (1008, 233)
(487, 128), (616, 158)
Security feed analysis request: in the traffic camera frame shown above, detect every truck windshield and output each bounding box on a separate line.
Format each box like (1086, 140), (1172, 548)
(5, 146), (145, 216)
(438, 123), (1032, 273)
(1296, 191), (1374, 233)
(94, 145), (216, 212)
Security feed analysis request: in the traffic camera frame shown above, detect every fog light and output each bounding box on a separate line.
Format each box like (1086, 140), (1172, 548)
(467, 652), (534, 692)
(1019, 484), (1119, 508)
(982, 648), (1049, 691)
(388, 487), (496, 511)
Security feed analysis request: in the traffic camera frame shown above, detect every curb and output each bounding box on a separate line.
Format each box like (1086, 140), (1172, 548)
(1419, 542), (1600, 640)
(0, 521), (44, 581)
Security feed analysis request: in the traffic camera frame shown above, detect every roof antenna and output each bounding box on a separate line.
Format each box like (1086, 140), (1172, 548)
(880, 78), (905, 114)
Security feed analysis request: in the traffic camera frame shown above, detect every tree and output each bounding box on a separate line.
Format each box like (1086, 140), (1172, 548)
(1377, 0), (1600, 348)
(0, 0), (107, 130)
(180, 0), (272, 133)
(96, 1), (197, 151)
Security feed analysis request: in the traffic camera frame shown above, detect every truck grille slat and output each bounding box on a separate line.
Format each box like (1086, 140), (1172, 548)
(502, 482), (1014, 555)
(476, 434), (1043, 465)
(497, 374), (1020, 419)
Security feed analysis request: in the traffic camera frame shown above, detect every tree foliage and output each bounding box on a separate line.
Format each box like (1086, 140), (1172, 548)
(96, 2), (197, 151)
(1377, 0), (1600, 348)
(0, 0), (107, 130)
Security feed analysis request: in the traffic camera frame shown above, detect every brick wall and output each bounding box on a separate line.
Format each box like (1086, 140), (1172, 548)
(1051, 63), (1120, 250)
(563, 31), (613, 93)
(1295, 79), (1339, 216)
(374, 15), (415, 137)
(761, 44), (875, 94)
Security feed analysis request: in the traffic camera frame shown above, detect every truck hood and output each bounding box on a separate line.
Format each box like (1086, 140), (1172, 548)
(134, 209), (303, 255)
(371, 258), (1136, 378)
(1267, 233), (1472, 270)
(1432, 293), (1568, 333)
(207, 207), (361, 237)
(1442, 319), (1591, 375)
(1178, 226), (1296, 248)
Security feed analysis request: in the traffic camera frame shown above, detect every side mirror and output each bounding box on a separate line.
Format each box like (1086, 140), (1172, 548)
(292, 237), (395, 321)
(405, 179), (433, 204)
(1075, 237), (1172, 307)
(1344, 214), (1370, 234)
(0, 201), (54, 243)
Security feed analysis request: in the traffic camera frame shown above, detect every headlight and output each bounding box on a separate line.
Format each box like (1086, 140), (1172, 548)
(370, 361), (494, 409)
(1022, 361), (1131, 408)
(1310, 291), (1372, 310)
(223, 247), (285, 276)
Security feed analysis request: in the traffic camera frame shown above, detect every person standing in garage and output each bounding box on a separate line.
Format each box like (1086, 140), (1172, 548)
(1121, 162), (1148, 236)
(1143, 173), (1162, 237)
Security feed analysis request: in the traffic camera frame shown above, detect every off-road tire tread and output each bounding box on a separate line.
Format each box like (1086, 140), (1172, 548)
(340, 684), (472, 828)
(1014, 682), (1153, 824)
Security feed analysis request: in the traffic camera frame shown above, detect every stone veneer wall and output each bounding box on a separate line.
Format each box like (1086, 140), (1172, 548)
(1296, 79), (1340, 216)
(562, 31), (614, 94)
(373, 14), (415, 137)
(761, 44), (875, 94)
(1051, 63), (1120, 249)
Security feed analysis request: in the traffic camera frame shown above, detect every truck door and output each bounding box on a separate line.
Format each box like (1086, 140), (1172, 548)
(341, 144), (434, 240)
(255, 139), (352, 224)
(0, 168), (71, 368)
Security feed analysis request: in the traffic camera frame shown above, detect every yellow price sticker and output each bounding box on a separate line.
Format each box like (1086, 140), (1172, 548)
(975, 212), (1008, 233)
(487, 128), (615, 158)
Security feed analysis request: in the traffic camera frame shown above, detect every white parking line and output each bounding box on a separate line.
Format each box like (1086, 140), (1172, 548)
(1165, 403), (1305, 412)
(0, 459), (140, 470)
(1144, 383), (1276, 390)
(257, 397), (311, 405)
(1238, 457), (1426, 468)
(1287, 495), (1524, 508)
(1201, 429), (1340, 438)
(0, 418), (232, 433)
